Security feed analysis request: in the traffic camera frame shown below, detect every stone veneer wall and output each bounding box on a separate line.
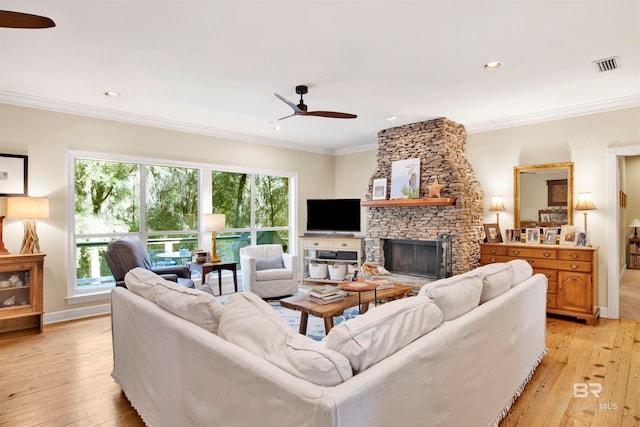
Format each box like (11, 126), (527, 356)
(364, 117), (484, 275)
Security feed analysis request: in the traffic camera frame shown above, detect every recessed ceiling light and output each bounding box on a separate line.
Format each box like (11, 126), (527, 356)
(385, 115), (397, 121)
(483, 61), (503, 70)
(104, 91), (120, 97)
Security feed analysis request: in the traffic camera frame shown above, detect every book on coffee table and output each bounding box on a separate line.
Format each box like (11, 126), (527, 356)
(308, 293), (344, 304)
(309, 285), (340, 298)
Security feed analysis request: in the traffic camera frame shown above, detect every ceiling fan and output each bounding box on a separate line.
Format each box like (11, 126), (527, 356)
(0, 10), (55, 28)
(272, 85), (357, 122)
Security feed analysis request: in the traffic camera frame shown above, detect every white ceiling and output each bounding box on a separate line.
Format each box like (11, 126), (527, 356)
(1, 1), (639, 154)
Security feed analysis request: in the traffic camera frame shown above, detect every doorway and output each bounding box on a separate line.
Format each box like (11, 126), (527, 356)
(607, 146), (640, 319)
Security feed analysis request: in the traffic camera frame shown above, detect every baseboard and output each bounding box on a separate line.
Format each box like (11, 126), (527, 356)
(599, 306), (608, 319)
(44, 303), (111, 325)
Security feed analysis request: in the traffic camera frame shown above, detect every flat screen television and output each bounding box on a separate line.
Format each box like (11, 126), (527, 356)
(306, 198), (361, 233)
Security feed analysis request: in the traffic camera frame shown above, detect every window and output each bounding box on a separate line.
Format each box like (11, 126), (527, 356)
(68, 152), (295, 303)
(212, 171), (291, 264)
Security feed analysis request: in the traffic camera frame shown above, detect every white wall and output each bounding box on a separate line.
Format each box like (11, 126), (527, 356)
(0, 104), (336, 315)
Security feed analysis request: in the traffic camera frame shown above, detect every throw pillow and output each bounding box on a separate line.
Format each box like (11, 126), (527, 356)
(218, 292), (352, 386)
(255, 256), (284, 271)
(153, 275), (223, 334)
(508, 259), (533, 286)
(474, 263), (514, 303)
(325, 297), (443, 373)
(420, 275), (483, 321)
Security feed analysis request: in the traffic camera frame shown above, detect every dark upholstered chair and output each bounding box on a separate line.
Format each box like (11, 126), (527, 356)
(104, 236), (194, 288)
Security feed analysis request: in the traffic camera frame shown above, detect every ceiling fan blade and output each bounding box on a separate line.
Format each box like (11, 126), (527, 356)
(268, 112), (297, 123)
(274, 93), (303, 114)
(305, 111), (358, 119)
(0, 10), (55, 28)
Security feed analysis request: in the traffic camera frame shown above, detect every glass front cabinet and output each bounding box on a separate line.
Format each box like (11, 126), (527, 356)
(0, 253), (46, 333)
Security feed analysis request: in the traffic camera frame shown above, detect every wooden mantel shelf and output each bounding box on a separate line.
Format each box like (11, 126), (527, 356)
(361, 198), (456, 207)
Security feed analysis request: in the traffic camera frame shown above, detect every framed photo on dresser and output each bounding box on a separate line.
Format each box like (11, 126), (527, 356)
(483, 223), (503, 243)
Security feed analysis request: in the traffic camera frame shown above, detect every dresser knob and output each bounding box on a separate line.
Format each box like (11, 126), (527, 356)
(491, 249), (497, 254)
(490, 258), (496, 263)
(545, 273), (551, 279)
(513, 250), (520, 255)
(570, 264), (579, 270)
(543, 251), (551, 257)
(313, 243), (319, 246)
(528, 259), (535, 264)
(341, 243), (347, 247)
(570, 253), (579, 259)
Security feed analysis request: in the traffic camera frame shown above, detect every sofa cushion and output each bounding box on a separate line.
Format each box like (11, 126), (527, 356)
(256, 269), (293, 281)
(255, 256), (284, 271)
(508, 259), (534, 286)
(124, 268), (223, 333)
(474, 263), (514, 303)
(419, 275), (483, 321)
(124, 267), (162, 300)
(325, 297), (443, 373)
(218, 292), (352, 386)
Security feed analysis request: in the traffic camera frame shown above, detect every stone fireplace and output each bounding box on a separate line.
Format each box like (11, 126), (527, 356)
(364, 117), (483, 276)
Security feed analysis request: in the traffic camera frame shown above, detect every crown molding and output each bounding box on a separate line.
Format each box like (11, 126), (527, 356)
(2, 90), (639, 156)
(0, 91), (335, 156)
(465, 94), (640, 134)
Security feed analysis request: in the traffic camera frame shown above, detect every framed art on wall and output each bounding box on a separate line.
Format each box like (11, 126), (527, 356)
(0, 154), (28, 196)
(372, 178), (387, 200)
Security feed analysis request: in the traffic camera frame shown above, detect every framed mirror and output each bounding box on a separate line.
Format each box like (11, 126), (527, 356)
(514, 162), (574, 229)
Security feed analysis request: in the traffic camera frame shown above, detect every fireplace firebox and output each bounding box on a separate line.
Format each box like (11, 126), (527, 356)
(383, 234), (452, 279)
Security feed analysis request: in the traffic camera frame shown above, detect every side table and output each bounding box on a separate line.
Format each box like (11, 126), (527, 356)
(189, 261), (238, 295)
(338, 281), (378, 313)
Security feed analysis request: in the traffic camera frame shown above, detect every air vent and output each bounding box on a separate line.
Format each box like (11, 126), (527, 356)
(593, 56), (620, 73)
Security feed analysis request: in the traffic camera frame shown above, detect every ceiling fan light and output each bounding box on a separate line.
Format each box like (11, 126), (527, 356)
(104, 91), (120, 97)
(385, 115), (397, 121)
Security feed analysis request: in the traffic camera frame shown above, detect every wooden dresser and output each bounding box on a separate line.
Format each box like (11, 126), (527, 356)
(480, 243), (599, 325)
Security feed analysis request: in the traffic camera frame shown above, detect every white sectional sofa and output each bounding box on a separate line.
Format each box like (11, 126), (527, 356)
(111, 260), (547, 427)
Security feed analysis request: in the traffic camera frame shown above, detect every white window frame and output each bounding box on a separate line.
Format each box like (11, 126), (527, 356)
(66, 150), (297, 304)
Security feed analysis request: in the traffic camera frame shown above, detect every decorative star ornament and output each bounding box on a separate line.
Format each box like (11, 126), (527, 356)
(427, 177), (446, 198)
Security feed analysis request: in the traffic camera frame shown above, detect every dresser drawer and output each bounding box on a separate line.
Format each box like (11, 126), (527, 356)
(480, 255), (511, 265)
(303, 239), (333, 249)
(331, 239), (359, 250)
(557, 260), (592, 273)
(547, 280), (557, 294)
(546, 293), (558, 308)
(507, 247), (557, 259)
(558, 250), (593, 262)
(481, 245), (507, 256)
(534, 268), (557, 284)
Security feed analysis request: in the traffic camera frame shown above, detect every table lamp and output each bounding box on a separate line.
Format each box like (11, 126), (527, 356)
(204, 213), (225, 263)
(0, 216), (8, 254)
(630, 218), (640, 238)
(489, 196), (506, 223)
(575, 192), (596, 231)
(6, 196), (50, 254)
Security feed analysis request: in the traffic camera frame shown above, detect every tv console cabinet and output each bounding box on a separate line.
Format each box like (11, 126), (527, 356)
(300, 235), (363, 285)
(480, 243), (599, 325)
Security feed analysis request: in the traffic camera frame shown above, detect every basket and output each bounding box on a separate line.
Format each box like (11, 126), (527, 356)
(309, 263), (328, 279)
(328, 263), (347, 281)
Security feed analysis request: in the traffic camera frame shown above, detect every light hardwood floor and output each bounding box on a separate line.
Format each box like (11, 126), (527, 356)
(1, 315), (638, 426)
(620, 268), (640, 322)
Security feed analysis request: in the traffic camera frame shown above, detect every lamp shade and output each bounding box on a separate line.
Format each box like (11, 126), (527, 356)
(629, 218), (640, 228)
(6, 197), (50, 219)
(575, 192), (596, 211)
(204, 214), (226, 232)
(489, 196), (505, 212)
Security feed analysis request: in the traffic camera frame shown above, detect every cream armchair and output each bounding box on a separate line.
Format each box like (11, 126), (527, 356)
(239, 244), (298, 298)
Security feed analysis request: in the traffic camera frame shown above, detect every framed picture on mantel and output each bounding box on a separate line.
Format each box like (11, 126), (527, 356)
(372, 178), (387, 200)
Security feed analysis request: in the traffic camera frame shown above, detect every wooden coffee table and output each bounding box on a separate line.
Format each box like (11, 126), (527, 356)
(280, 284), (413, 335)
